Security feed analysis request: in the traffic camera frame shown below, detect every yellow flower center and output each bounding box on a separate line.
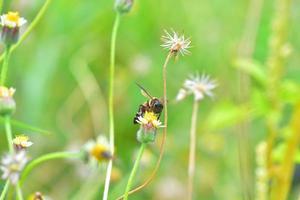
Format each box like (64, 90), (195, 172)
(90, 144), (110, 161)
(0, 86), (15, 98)
(7, 12), (20, 23)
(143, 111), (158, 122)
(13, 135), (29, 145)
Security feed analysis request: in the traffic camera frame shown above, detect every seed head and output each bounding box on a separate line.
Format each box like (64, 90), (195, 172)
(176, 73), (217, 102)
(161, 30), (191, 56)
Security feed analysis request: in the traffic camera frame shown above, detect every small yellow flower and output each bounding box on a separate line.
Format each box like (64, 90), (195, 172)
(0, 12), (27, 28)
(13, 135), (33, 149)
(84, 135), (112, 162)
(0, 86), (15, 98)
(137, 111), (162, 128)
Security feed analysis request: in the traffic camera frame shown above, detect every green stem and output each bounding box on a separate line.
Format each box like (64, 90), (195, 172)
(116, 53), (173, 200)
(0, 0), (52, 63)
(20, 151), (82, 185)
(123, 143), (146, 200)
(4, 116), (13, 153)
(187, 100), (199, 200)
(0, 46), (11, 86)
(16, 182), (23, 200)
(103, 12), (121, 200)
(0, 0), (3, 14)
(0, 180), (9, 200)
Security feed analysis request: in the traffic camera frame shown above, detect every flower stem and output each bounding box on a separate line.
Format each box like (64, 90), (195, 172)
(4, 116), (13, 153)
(0, 46), (11, 86)
(0, 0), (3, 14)
(117, 53), (173, 200)
(103, 12), (121, 200)
(20, 151), (82, 185)
(0, 180), (9, 200)
(273, 103), (300, 200)
(16, 182), (23, 200)
(188, 100), (199, 200)
(0, 0), (53, 63)
(123, 143), (146, 200)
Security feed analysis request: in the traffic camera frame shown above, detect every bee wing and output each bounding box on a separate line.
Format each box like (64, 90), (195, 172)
(135, 83), (153, 99)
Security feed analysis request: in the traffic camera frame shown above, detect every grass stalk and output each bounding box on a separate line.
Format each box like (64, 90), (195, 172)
(103, 12), (121, 200)
(16, 182), (23, 200)
(0, 180), (9, 200)
(123, 143), (146, 200)
(273, 103), (300, 200)
(4, 116), (13, 153)
(116, 52), (172, 199)
(187, 100), (199, 200)
(0, 46), (11, 86)
(20, 151), (82, 185)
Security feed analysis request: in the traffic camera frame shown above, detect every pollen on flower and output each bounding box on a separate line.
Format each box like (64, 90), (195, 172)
(137, 111), (162, 128)
(7, 12), (20, 23)
(161, 30), (191, 56)
(0, 86), (15, 98)
(13, 135), (33, 149)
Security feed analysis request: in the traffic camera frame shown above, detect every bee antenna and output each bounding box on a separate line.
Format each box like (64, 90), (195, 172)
(135, 82), (153, 99)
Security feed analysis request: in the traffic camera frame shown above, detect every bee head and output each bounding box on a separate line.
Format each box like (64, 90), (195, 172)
(151, 98), (163, 113)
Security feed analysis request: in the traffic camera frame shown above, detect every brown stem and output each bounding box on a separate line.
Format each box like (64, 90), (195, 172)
(187, 100), (199, 200)
(116, 52), (172, 200)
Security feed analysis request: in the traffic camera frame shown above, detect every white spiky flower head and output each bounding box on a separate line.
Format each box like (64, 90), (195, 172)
(0, 150), (28, 185)
(176, 73), (217, 102)
(84, 135), (112, 163)
(0, 12), (27, 28)
(161, 30), (191, 56)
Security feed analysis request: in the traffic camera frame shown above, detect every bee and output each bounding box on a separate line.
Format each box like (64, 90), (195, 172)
(133, 83), (164, 124)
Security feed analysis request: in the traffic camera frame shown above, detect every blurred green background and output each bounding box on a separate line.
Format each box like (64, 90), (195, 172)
(0, 0), (300, 199)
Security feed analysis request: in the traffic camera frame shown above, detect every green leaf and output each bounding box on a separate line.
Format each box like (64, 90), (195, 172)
(279, 80), (300, 104)
(251, 88), (270, 117)
(0, 117), (51, 135)
(233, 58), (267, 86)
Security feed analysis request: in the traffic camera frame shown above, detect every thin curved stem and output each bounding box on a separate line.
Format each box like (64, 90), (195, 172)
(0, 46), (11, 86)
(123, 143), (146, 200)
(20, 151), (82, 186)
(117, 53), (172, 199)
(0, 0), (52, 63)
(103, 12), (121, 200)
(16, 182), (23, 200)
(4, 116), (13, 153)
(0, 180), (9, 200)
(187, 101), (199, 200)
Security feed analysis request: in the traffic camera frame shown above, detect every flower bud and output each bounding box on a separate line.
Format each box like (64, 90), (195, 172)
(137, 127), (157, 144)
(13, 135), (33, 151)
(0, 12), (27, 46)
(136, 111), (163, 144)
(0, 86), (16, 116)
(115, 0), (133, 14)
